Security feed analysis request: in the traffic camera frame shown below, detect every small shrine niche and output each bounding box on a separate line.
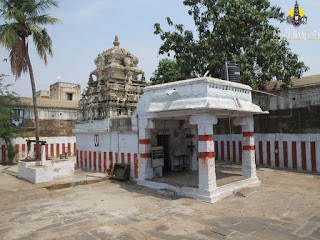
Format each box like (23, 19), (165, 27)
(78, 36), (146, 121)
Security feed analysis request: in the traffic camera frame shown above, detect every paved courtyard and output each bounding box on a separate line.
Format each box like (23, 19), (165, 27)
(0, 166), (319, 240)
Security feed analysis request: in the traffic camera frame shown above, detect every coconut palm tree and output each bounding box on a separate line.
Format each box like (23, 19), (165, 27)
(0, 0), (59, 157)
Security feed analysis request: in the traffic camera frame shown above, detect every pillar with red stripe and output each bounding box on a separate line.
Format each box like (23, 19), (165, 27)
(190, 114), (218, 191)
(234, 117), (257, 178)
(138, 118), (154, 180)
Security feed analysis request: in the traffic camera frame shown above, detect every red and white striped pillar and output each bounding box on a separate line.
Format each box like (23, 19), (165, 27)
(190, 114), (218, 191)
(138, 118), (155, 180)
(234, 116), (257, 178)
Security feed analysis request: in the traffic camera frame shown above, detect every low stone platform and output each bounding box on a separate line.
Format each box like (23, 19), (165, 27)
(0, 166), (107, 192)
(18, 157), (75, 184)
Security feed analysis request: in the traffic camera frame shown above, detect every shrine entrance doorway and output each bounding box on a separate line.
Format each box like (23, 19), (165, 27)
(157, 134), (170, 171)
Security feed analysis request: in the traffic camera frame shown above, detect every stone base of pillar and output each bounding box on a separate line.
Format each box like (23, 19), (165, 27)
(138, 169), (153, 180)
(198, 157), (217, 191)
(138, 158), (153, 180)
(234, 117), (258, 180)
(242, 150), (257, 178)
(185, 177), (261, 203)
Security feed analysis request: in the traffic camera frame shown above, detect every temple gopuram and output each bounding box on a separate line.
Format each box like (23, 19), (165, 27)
(78, 36), (146, 121)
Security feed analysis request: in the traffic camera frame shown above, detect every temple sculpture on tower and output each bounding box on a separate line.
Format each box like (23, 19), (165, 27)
(78, 36), (146, 122)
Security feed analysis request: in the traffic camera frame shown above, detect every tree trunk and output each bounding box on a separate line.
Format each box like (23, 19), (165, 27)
(24, 42), (40, 158)
(4, 138), (15, 164)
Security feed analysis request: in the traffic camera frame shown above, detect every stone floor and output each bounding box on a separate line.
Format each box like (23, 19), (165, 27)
(151, 163), (245, 188)
(0, 165), (319, 240)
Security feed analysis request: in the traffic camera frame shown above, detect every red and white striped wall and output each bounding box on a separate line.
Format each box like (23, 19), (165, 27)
(214, 134), (320, 173)
(0, 136), (76, 164)
(76, 150), (138, 177)
(75, 131), (139, 179)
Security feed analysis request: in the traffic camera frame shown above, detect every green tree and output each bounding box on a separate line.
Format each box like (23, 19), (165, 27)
(0, 0), (59, 157)
(0, 74), (23, 164)
(150, 58), (184, 85)
(154, 0), (309, 89)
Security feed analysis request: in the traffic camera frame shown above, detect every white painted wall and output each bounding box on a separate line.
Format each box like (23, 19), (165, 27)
(23, 108), (77, 120)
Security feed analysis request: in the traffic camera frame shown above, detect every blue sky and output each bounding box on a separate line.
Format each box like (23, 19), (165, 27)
(0, 0), (319, 97)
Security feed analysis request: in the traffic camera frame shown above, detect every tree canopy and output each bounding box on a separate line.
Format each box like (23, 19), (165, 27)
(0, 0), (59, 77)
(150, 58), (184, 85)
(154, 0), (309, 89)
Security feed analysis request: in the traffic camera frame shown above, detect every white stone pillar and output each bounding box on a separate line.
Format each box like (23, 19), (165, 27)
(234, 116), (257, 178)
(190, 114), (218, 191)
(138, 118), (155, 180)
(41, 144), (46, 166)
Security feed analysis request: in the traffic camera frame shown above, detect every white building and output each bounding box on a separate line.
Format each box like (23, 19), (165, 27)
(74, 77), (267, 203)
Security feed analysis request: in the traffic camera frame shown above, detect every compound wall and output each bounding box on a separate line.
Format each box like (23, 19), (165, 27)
(214, 134), (320, 173)
(0, 136), (76, 164)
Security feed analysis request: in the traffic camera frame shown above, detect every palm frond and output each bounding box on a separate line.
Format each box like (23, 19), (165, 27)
(3, 6), (25, 22)
(27, 15), (60, 25)
(31, 25), (52, 64)
(1, 0), (58, 18)
(27, 22), (43, 32)
(22, 0), (58, 17)
(0, 23), (19, 48)
(34, 0), (58, 11)
(0, 0), (12, 13)
(10, 38), (28, 78)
